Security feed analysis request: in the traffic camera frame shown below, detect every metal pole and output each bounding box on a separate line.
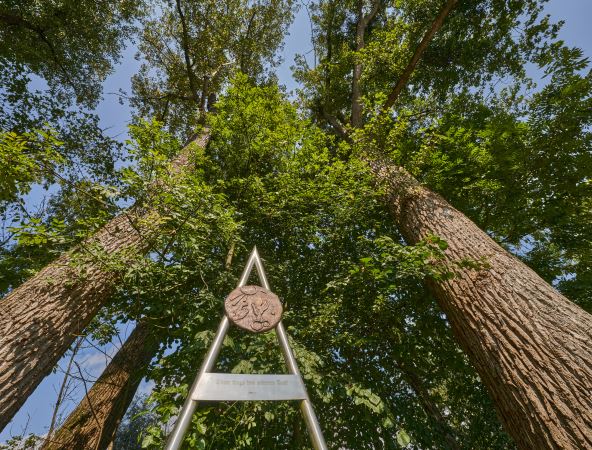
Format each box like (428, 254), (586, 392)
(255, 247), (327, 450)
(276, 322), (328, 450)
(165, 317), (229, 450)
(166, 248), (257, 449)
(165, 246), (327, 449)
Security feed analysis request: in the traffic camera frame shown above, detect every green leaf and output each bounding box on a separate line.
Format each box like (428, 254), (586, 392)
(396, 430), (411, 447)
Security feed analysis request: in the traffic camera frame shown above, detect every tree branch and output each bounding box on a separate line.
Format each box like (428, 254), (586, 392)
(394, 359), (461, 450)
(0, 12), (77, 94)
(380, 0), (458, 113)
(44, 337), (84, 447)
(74, 361), (102, 430)
(225, 241), (236, 270)
(174, 0), (200, 103)
(322, 110), (353, 144)
(352, 0), (382, 128)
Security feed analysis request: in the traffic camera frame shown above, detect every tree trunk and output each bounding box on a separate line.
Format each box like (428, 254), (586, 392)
(0, 131), (209, 431)
(372, 161), (592, 449)
(42, 322), (159, 450)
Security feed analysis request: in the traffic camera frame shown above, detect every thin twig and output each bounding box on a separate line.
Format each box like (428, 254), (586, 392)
(74, 361), (102, 429)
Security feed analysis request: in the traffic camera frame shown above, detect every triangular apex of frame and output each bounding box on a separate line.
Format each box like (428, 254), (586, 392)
(238, 246), (271, 290)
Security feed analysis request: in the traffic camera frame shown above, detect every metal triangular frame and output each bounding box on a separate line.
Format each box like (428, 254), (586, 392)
(166, 247), (327, 450)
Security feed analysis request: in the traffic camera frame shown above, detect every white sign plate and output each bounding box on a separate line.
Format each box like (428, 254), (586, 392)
(191, 373), (307, 401)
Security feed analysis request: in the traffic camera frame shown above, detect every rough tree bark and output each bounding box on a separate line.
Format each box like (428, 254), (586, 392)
(342, 0), (591, 445)
(0, 131), (210, 431)
(371, 162), (592, 450)
(43, 322), (159, 450)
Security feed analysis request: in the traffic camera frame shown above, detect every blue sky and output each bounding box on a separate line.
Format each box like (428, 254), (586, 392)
(91, 0), (592, 141)
(2, 0), (592, 442)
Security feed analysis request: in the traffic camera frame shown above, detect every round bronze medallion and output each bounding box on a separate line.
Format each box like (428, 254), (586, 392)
(224, 285), (283, 333)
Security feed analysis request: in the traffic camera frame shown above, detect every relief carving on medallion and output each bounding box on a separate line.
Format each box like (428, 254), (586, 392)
(224, 285), (283, 333)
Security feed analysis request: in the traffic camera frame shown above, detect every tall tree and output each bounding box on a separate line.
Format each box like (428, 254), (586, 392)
(295, 0), (592, 447)
(130, 0), (296, 137)
(1, 0), (296, 435)
(136, 75), (511, 449)
(372, 160), (592, 449)
(0, 0), (142, 294)
(4, 1), (592, 448)
(0, 0), (145, 107)
(43, 322), (159, 450)
(0, 130), (209, 431)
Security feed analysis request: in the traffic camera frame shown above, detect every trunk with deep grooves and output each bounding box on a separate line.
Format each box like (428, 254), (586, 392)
(43, 322), (159, 450)
(372, 161), (592, 450)
(0, 132), (209, 431)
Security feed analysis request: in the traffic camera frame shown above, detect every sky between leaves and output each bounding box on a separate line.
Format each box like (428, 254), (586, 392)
(1, 0), (591, 443)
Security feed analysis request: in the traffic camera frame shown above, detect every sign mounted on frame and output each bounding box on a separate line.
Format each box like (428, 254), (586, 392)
(164, 247), (327, 450)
